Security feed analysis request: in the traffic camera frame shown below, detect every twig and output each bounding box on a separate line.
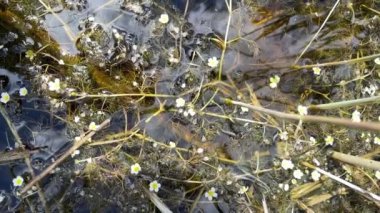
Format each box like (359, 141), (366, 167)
(294, 0), (340, 64)
(20, 118), (111, 194)
(329, 150), (380, 170)
(225, 99), (380, 131)
(0, 149), (39, 164)
(142, 186), (173, 213)
(25, 157), (50, 213)
(189, 187), (204, 213)
(218, 0), (233, 80)
(361, 4), (380, 16)
(177, 0), (189, 61)
(67, 93), (175, 102)
(302, 162), (380, 204)
(293, 52), (380, 69)
(309, 95), (380, 110)
(262, 196), (269, 213)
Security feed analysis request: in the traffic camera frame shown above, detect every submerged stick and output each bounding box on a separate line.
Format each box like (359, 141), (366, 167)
(309, 95), (380, 110)
(0, 149), (39, 164)
(218, 0), (233, 80)
(302, 162), (380, 204)
(142, 187), (173, 213)
(225, 99), (380, 131)
(294, 52), (380, 69)
(20, 118), (111, 194)
(329, 151), (380, 170)
(67, 93), (175, 102)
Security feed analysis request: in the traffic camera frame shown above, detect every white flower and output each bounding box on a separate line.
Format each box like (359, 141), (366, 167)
(13, 176), (24, 187)
(240, 107), (249, 114)
(149, 180), (161, 192)
(293, 169), (304, 179)
(284, 183), (289, 191)
(279, 183), (289, 191)
(374, 57), (380, 65)
(97, 111), (105, 115)
(351, 110), (361, 122)
(197, 148), (204, 154)
(207, 57), (219, 68)
(71, 150), (80, 158)
(74, 116), (80, 123)
(132, 81), (139, 87)
(325, 135), (334, 146)
(0, 92), (10, 104)
(175, 98), (186, 108)
(311, 170), (321, 181)
(169, 141), (176, 148)
(131, 163), (141, 175)
(279, 131), (288, 141)
(310, 136), (316, 145)
(312, 67), (321, 75)
(375, 171), (380, 180)
(158, 13), (169, 24)
(205, 187), (218, 201)
(19, 87), (28, 96)
(88, 122), (98, 131)
(48, 78), (61, 92)
(188, 108), (196, 116)
(112, 29), (123, 41)
(238, 186), (249, 194)
(168, 54), (179, 64)
(58, 59), (65, 65)
(281, 159), (294, 170)
(297, 105), (308, 116)
(374, 137), (380, 145)
(269, 75), (280, 88)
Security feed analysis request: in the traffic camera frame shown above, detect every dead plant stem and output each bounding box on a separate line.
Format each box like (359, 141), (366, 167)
(294, 52), (380, 69)
(218, 0), (232, 80)
(226, 99), (380, 131)
(329, 151), (380, 170)
(309, 95), (380, 110)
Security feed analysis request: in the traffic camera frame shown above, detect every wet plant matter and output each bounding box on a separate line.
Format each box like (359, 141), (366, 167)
(0, 0), (380, 212)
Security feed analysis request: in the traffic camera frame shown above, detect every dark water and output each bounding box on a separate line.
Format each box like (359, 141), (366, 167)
(0, 0), (376, 211)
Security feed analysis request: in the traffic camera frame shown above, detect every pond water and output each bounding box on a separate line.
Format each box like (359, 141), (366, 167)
(0, 0), (379, 212)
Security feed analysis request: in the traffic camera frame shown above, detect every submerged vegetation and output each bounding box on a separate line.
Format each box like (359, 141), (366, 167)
(0, 0), (380, 212)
